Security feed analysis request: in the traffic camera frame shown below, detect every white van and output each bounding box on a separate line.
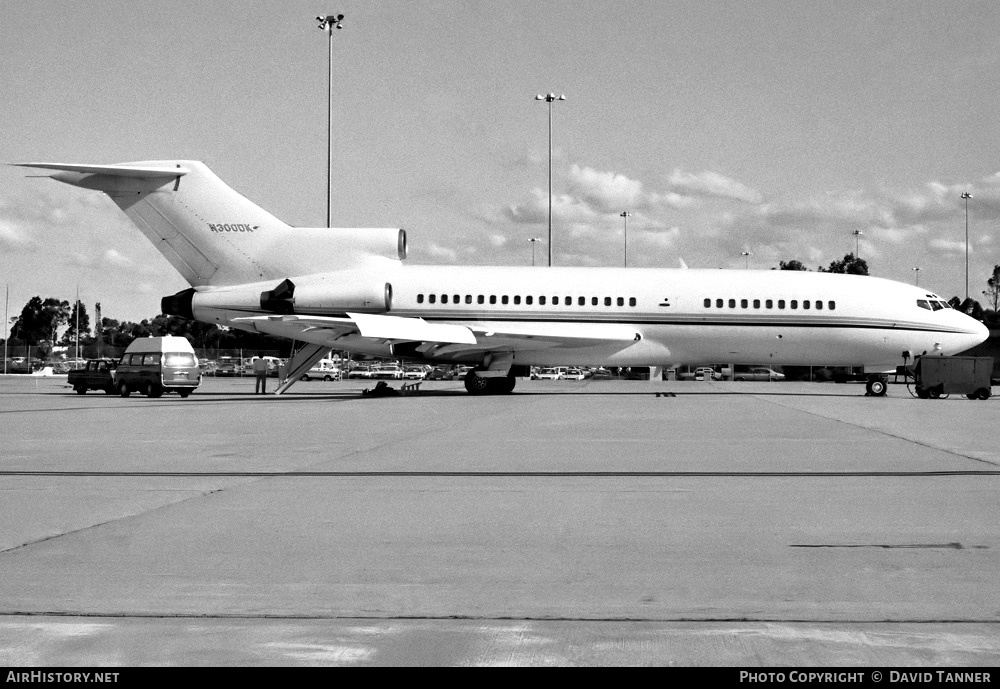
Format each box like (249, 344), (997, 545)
(116, 336), (201, 398)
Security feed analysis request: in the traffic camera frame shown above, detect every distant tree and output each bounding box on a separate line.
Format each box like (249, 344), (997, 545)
(9, 296), (70, 356)
(819, 253), (869, 275)
(982, 265), (1000, 316)
(60, 301), (92, 346)
(778, 260), (809, 271)
(103, 319), (152, 348)
(149, 314), (221, 348)
(960, 297), (985, 321)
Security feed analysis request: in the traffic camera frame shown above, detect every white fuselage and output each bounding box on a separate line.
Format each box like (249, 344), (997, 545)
(199, 263), (988, 371)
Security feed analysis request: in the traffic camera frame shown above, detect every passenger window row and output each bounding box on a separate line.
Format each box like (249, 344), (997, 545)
(703, 298), (836, 311)
(416, 294), (638, 307)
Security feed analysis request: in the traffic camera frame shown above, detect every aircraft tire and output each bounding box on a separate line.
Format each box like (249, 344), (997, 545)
(464, 370), (491, 395)
(866, 378), (887, 396)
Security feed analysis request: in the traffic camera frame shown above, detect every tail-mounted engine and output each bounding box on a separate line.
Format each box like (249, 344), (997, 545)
(161, 275), (392, 320)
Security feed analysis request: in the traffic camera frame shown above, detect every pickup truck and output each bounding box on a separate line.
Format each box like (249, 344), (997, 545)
(67, 358), (118, 394)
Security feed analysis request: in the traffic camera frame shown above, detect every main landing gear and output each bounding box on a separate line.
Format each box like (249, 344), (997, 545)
(464, 369), (516, 395)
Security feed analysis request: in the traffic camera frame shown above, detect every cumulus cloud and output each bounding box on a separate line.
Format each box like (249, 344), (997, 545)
(426, 243), (458, 262)
(566, 165), (643, 213)
(504, 189), (601, 226)
(0, 220), (35, 251)
(103, 249), (133, 268)
(667, 169), (763, 204)
(929, 238), (968, 254)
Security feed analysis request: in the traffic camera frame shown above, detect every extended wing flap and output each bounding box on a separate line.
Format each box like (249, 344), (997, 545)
(233, 313), (478, 346)
(348, 312), (477, 344)
(469, 321), (641, 348)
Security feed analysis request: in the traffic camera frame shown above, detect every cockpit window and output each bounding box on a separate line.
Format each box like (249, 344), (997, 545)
(930, 300), (945, 311)
(917, 300), (931, 310)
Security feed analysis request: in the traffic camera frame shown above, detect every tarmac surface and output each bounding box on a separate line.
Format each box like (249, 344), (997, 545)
(0, 374), (998, 666)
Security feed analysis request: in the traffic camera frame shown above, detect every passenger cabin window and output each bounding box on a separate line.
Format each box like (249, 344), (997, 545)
(429, 294), (437, 304)
(592, 297), (599, 306)
(465, 295), (472, 304)
(564, 297), (572, 306)
(766, 299), (773, 309)
(526, 296), (533, 305)
(815, 300), (823, 310)
(803, 300), (810, 310)
(716, 299), (723, 308)
(778, 300), (785, 309)
(540, 296), (547, 305)
(629, 298), (636, 306)
(704, 298), (711, 308)
(417, 294), (424, 304)
(477, 295), (484, 304)
(729, 299), (736, 308)
(741, 299), (748, 308)
(441, 294), (448, 304)
(753, 299), (760, 309)
(489, 295), (496, 304)
(502, 296), (509, 305)
(604, 297), (612, 306)
(829, 301), (836, 310)
(791, 300), (798, 309)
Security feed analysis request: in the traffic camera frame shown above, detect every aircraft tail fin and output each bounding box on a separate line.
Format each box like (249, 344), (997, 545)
(17, 160), (288, 286)
(16, 160), (405, 288)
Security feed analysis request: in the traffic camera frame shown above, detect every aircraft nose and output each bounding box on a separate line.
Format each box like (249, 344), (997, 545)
(957, 315), (990, 354)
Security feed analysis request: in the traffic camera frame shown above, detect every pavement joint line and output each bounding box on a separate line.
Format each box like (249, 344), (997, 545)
(0, 486), (235, 556)
(751, 394), (1000, 468)
(2, 470), (999, 477)
(1, 611), (1000, 624)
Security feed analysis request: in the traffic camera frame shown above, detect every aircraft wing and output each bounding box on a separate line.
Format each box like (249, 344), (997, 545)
(231, 313), (477, 345)
(232, 313), (640, 353)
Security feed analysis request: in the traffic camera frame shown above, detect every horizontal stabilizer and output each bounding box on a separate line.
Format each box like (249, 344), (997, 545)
(15, 162), (188, 178)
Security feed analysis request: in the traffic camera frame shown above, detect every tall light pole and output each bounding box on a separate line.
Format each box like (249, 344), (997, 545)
(317, 13), (345, 228)
(528, 237), (541, 267)
(912, 267), (921, 286)
(962, 192), (972, 300)
(535, 93), (564, 267)
(620, 212), (631, 268)
(852, 229), (864, 258)
(741, 250), (752, 269)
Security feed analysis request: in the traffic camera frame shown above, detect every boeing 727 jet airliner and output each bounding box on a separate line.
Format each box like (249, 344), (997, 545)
(18, 160), (989, 395)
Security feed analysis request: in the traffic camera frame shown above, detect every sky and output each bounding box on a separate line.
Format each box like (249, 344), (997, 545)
(2, 0), (1000, 325)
